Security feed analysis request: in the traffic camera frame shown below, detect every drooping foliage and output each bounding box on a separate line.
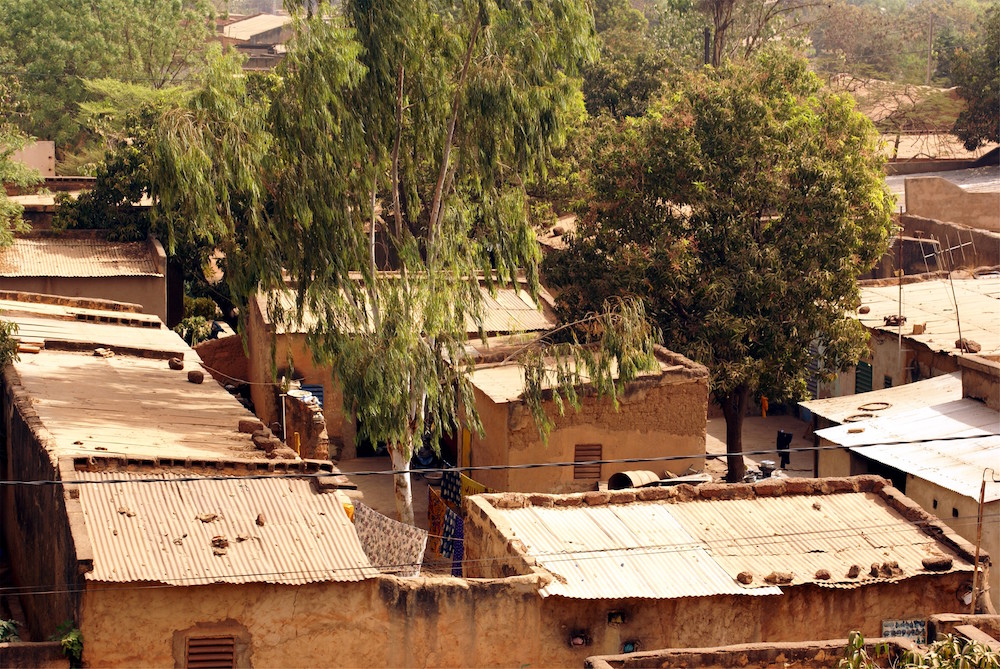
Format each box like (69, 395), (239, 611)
(544, 50), (895, 481)
(150, 2), (656, 524)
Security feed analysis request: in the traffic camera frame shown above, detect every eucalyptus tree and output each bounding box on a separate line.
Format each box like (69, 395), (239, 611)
(151, 3), (656, 524)
(545, 50), (894, 481)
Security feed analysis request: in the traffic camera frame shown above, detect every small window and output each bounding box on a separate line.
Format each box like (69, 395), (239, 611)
(952, 508), (959, 518)
(855, 362), (873, 394)
(574, 444), (602, 480)
(186, 636), (236, 669)
(883, 375), (893, 389)
(932, 498), (938, 509)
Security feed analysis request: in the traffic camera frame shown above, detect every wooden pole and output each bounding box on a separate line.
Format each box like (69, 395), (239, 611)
(970, 477), (986, 614)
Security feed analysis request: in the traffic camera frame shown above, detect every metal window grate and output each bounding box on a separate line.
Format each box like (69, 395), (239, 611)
(574, 444), (602, 480)
(186, 636), (236, 669)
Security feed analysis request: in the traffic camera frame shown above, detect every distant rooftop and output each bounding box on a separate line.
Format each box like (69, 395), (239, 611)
(886, 164), (1000, 210)
(222, 13), (291, 41)
(800, 372), (962, 425)
(76, 470), (376, 585)
(857, 276), (1000, 356)
(469, 476), (976, 599)
(815, 399), (1000, 502)
(468, 346), (706, 404)
(259, 277), (557, 337)
(0, 233), (163, 278)
(1, 295), (273, 463)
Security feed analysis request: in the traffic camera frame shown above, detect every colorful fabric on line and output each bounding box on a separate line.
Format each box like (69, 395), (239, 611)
(460, 473), (489, 498)
(440, 508), (460, 559)
(450, 515), (464, 577)
(427, 486), (448, 556)
(353, 502), (427, 577)
(441, 468), (462, 509)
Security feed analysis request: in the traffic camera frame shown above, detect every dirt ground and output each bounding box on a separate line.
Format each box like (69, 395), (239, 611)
(705, 413), (815, 480)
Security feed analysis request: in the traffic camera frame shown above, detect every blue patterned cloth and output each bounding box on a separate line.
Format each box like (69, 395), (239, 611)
(440, 508), (459, 559)
(441, 468), (462, 509)
(450, 516), (464, 577)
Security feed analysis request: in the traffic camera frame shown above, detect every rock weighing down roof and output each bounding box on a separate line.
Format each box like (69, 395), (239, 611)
(468, 477), (977, 600)
(75, 471), (376, 585)
(0, 294), (271, 462)
(0, 235), (162, 277)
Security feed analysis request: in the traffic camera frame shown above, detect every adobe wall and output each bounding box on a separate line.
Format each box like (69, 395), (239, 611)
(0, 641), (68, 668)
(958, 355), (1000, 411)
(0, 276), (167, 322)
(473, 365), (709, 493)
(0, 368), (87, 640)
(79, 569), (975, 668)
(904, 178), (1000, 233)
(193, 335), (250, 387)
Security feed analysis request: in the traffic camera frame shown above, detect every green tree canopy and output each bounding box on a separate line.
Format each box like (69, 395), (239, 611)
(544, 50), (894, 481)
(951, 3), (1000, 150)
(150, 2), (656, 524)
(0, 0), (216, 148)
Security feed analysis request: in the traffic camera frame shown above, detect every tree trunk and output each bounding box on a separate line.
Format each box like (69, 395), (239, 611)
(719, 384), (749, 483)
(389, 442), (415, 526)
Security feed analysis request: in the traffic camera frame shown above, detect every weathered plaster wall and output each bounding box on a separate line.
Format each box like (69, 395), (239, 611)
(472, 369), (708, 493)
(0, 369), (87, 640)
(897, 214), (1000, 269)
(80, 570), (975, 668)
(0, 276), (167, 322)
(0, 641), (69, 668)
(905, 177), (1000, 233)
(959, 355), (1000, 411)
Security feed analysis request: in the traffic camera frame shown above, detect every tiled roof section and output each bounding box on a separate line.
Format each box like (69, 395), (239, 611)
(0, 236), (161, 277)
(857, 277), (1000, 356)
(76, 471), (377, 585)
(799, 373), (962, 425)
(473, 477), (976, 599)
(498, 504), (781, 599)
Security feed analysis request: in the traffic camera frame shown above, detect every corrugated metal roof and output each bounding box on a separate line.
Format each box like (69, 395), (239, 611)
(77, 471), (377, 585)
(491, 492), (973, 599)
(799, 373), (962, 424)
(501, 504), (781, 599)
(857, 277), (1000, 356)
(667, 493), (973, 589)
(816, 399), (999, 501)
(854, 437), (1000, 503)
(0, 237), (161, 277)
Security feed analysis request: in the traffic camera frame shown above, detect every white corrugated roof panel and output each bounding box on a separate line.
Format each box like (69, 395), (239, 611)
(799, 373), (962, 424)
(0, 236), (160, 277)
(77, 472), (377, 585)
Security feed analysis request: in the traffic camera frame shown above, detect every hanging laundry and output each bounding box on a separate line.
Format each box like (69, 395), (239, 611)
(460, 473), (489, 498)
(427, 486), (448, 555)
(441, 467), (462, 509)
(353, 502), (427, 577)
(450, 515), (464, 577)
(440, 508), (461, 560)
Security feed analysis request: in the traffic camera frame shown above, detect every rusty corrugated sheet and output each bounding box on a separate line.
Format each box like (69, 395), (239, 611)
(0, 237), (160, 277)
(667, 492), (974, 589)
(76, 472), (377, 585)
(500, 504), (781, 599)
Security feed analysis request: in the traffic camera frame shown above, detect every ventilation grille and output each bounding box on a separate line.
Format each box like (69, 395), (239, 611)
(186, 636), (236, 669)
(574, 444), (602, 480)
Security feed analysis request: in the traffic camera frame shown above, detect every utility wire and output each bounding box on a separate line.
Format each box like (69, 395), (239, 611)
(2, 432), (994, 486)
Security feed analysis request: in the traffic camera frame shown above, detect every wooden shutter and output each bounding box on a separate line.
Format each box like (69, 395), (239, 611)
(855, 362), (873, 394)
(574, 444), (602, 480)
(186, 636), (236, 669)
